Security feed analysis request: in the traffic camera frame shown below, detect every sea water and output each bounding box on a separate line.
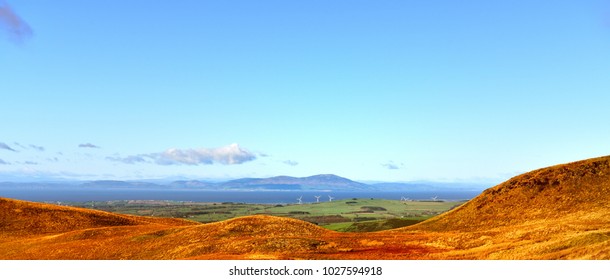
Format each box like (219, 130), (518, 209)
(0, 187), (481, 203)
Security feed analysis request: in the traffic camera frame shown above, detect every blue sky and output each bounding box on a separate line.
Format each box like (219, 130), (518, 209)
(1, 0), (609, 182)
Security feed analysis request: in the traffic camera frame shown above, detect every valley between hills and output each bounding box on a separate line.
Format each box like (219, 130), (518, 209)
(2, 155), (610, 259)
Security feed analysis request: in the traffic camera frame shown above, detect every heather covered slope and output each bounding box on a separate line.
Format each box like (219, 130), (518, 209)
(0, 213), (337, 259)
(0, 197), (436, 259)
(407, 155), (610, 259)
(0, 197), (197, 237)
(415, 155), (610, 232)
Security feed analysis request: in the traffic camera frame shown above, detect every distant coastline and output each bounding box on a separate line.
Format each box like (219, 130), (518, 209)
(0, 188), (482, 204)
(0, 174), (490, 203)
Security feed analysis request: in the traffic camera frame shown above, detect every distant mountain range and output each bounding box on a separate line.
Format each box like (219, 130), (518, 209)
(0, 174), (492, 192)
(221, 174), (370, 190)
(165, 174), (369, 190)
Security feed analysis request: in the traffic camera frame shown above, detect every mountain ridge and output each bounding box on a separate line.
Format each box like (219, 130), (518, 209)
(218, 174), (370, 190)
(0, 174), (489, 192)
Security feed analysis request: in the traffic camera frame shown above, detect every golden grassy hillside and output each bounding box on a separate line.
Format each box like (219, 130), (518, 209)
(0, 197), (196, 236)
(1, 155), (610, 259)
(407, 155), (610, 259)
(416, 155), (610, 232)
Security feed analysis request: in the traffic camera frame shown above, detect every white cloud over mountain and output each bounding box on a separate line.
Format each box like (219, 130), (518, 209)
(107, 143), (257, 166)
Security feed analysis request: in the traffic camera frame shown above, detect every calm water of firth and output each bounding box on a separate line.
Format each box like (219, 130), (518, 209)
(0, 187), (481, 203)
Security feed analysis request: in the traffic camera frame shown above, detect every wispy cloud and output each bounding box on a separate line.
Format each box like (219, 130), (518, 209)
(106, 155), (148, 164)
(107, 143), (257, 166)
(29, 144), (45, 151)
(0, 142), (16, 152)
(382, 161), (403, 170)
(0, 158), (9, 165)
(78, 143), (100, 149)
(13, 142), (26, 149)
(283, 160), (299, 166)
(0, 1), (33, 43)
(47, 157), (59, 162)
(23, 161), (38, 165)
(10, 143), (45, 152)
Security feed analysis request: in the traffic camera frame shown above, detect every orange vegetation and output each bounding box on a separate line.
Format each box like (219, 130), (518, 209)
(2, 155), (610, 259)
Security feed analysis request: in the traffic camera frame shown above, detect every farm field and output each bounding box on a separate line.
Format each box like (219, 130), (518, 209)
(60, 198), (464, 232)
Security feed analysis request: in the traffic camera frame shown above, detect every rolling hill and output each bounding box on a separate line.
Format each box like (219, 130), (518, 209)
(416, 155), (610, 231)
(1, 155), (610, 259)
(0, 197), (197, 237)
(408, 155), (610, 259)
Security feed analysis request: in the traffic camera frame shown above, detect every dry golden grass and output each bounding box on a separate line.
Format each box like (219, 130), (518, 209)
(2, 155), (610, 259)
(406, 155), (610, 259)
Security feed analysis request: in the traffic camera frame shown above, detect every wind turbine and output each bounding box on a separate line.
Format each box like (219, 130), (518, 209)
(400, 196), (409, 202)
(431, 196), (438, 201)
(297, 196), (303, 205)
(314, 196), (321, 203)
(328, 195), (334, 202)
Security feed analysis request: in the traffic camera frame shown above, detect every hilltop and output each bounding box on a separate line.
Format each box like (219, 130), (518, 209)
(409, 155), (610, 259)
(1, 155), (610, 259)
(416, 155), (610, 231)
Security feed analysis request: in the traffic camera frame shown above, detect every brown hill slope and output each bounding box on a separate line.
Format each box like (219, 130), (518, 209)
(0, 197), (435, 259)
(0, 197), (197, 237)
(406, 155), (610, 259)
(415, 155), (610, 232)
(0, 213), (337, 259)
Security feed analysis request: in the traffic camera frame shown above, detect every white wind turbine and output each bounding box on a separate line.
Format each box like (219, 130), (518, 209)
(431, 196), (438, 201)
(328, 195), (335, 202)
(314, 196), (321, 203)
(297, 196), (303, 205)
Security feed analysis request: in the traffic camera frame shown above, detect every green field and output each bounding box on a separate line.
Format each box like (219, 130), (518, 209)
(62, 198), (464, 232)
